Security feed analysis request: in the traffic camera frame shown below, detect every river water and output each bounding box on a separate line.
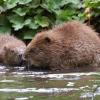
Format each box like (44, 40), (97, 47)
(0, 65), (100, 100)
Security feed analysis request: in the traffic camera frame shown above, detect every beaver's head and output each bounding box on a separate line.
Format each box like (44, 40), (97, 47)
(25, 31), (63, 67)
(24, 31), (64, 68)
(4, 43), (26, 66)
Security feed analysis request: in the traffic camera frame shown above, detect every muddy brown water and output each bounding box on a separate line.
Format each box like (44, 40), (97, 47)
(0, 65), (100, 100)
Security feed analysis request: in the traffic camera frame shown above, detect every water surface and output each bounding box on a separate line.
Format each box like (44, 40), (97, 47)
(0, 65), (100, 100)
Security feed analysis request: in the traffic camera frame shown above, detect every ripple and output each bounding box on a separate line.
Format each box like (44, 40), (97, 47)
(12, 72), (100, 81)
(80, 92), (94, 98)
(80, 87), (100, 99)
(66, 82), (75, 86)
(0, 79), (15, 83)
(0, 88), (79, 93)
(15, 97), (28, 100)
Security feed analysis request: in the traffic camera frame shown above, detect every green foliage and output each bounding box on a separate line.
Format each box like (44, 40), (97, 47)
(83, 0), (100, 33)
(84, 0), (100, 16)
(0, 0), (99, 40)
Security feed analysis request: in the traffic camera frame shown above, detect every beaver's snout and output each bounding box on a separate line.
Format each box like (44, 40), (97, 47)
(18, 53), (26, 65)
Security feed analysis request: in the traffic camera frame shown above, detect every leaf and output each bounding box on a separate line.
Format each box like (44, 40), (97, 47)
(34, 8), (44, 14)
(84, 0), (100, 8)
(24, 18), (39, 29)
(28, 22), (39, 29)
(4, 0), (19, 9)
(34, 15), (49, 27)
(0, 15), (8, 25)
(64, 0), (81, 5)
(0, 15), (11, 34)
(18, 0), (32, 5)
(13, 7), (29, 16)
(8, 15), (24, 30)
(41, 0), (61, 12)
(0, 26), (11, 34)
(22, 30), (37, 40)
(24, 19), (31, 25)
(89, 1), (100, 8)
(41, 0), (81, 12)
(78, 13), (86, 21)
(0, 6), (6, 12)
(55, 9), (76, 22)
(0, 0), (4, 5)
(27, 0), (40, 8)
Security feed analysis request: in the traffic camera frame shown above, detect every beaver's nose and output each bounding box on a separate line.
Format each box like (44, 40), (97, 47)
(18, 54), (26, 65)
(19, 54), (22, 58)
(19, 54), (26, 61)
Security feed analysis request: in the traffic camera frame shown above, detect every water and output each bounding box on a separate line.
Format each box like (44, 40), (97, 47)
(0, 65), (100, 100)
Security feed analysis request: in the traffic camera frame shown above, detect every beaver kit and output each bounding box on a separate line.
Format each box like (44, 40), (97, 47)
(25, 21), (100, 72)
(0, 35), (26, 66)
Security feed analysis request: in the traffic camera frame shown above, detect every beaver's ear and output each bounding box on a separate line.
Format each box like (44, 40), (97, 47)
(44, 37), (51, 43)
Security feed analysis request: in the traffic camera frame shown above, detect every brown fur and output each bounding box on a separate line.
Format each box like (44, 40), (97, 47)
(24, 21), (100, 71)
(0, 35), (26, 65)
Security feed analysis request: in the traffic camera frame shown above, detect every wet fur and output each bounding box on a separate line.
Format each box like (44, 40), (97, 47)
(25, 21), (100, 71)
(0, 35), (26, 65)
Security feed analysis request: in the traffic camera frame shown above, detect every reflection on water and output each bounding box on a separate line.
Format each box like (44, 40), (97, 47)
(0, 65), (100, 100)
(0, 88), (79, 93)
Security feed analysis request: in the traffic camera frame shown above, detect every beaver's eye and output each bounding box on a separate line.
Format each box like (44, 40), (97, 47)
(4, 46), (14, 53)
(44, 37), (51, 43)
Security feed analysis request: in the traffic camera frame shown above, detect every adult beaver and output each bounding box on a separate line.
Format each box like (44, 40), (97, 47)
(24, 21), (100, 72)
(0, 35), (26, 66)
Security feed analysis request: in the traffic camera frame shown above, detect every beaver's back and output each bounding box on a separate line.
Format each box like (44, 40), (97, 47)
(53, 21), (100, 52)
(52, 21), (100, 67)
(0, 35), (25, 47)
